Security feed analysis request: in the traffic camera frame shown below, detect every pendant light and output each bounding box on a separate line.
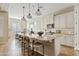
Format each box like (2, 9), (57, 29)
(52, 15), (54, 28)
(21, 6), (26, 21)
(27, 3), (32, 19)
(36, 3), (42, 16)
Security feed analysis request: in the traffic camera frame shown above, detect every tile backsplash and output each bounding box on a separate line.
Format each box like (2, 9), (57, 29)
(56, 29), (74, 34)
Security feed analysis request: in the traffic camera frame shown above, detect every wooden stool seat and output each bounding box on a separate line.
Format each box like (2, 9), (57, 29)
(34, 42), (43, 47)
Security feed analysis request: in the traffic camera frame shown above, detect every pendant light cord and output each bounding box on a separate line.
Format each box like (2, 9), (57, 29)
(27, 3), (32, 19)
(38, 3), (39, 9)
(29, 3), (30, 13)
(23, 6), (25, 17)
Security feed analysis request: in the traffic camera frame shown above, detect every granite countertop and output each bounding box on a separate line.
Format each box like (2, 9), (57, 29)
(17, 32), (73, 42)
(27, 34), (64, 43)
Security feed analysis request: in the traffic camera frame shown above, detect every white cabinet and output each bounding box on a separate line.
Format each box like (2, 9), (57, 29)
(55, 34), (74, 55)
(55, 14), (66, 29)
(66, 12), (74, 29)
(59, 14), (66, 29)
(61, 35), (74, 47)
(54, 11), (74, 47)
(61, 35), (66, 44)
(54, 12), (74, 29)
(65, 35), (74, 47)
(55, 15), (60, 29)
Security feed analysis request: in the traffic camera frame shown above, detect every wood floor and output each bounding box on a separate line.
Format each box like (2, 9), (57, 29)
(59, 45), (74, 56)
(0, 38), (44, 56)
(0, 37), (75, 56)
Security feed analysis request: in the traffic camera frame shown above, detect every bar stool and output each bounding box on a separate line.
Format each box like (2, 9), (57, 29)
(16, 35), (25, 55)
(23, 36), (30, 56)
(22, 36), (34, 56)
(15, 34), (27, 56)
(19, 35), (23, 41)
(19, 36), (25, 55)
(23, 37), (44, 56)
(32, 40), (44, 56)
(15, 33), (19, 39)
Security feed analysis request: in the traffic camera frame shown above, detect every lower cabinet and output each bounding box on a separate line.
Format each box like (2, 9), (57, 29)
(35, 40), (55, 56)
(61, 35), (74, 47)
(54, 35), (75, 56)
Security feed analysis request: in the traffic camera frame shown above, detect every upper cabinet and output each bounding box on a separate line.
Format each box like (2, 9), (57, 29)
(54, 11), (74, 29)
(59, 13), (66, 29)
(66, 12), (74, 29)
(54, 15), (60, 29)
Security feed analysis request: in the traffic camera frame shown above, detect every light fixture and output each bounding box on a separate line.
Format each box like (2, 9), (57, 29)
(27, 3), (32, 19)
(21, 6), (26, 21)
(36, 3), (42, 16)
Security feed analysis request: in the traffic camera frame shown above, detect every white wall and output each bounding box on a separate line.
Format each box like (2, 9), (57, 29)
(9, 18), (24, 33)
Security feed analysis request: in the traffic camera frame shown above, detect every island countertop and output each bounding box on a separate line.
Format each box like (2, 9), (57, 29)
(17, 32), (62, 42)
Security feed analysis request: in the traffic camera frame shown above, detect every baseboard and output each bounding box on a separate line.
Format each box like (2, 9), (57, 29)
(75, 48), (79, 51)
(61, 44), (74, 48)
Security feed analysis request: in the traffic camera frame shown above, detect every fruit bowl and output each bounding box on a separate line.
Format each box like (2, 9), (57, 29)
(37, 32), (44, 37)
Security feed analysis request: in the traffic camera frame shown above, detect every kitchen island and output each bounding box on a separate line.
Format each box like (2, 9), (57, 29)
(17, 33), (62, 56)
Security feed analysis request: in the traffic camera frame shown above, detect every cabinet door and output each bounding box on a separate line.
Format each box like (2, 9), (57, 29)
(65, 35), (74, 47)
(55, 15), (60, 29)
(66, 12), (74, 29)
(61, 35), (67, 45)
(60, 14), (66, 29)
(61, 35), (74, 47)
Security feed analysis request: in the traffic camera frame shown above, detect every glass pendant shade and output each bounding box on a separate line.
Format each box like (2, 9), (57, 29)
(21, 6), (26, 21)
(21, 16), (26, 21)
(36, 3), (42, 16)
(27, 3), (32, 19)
(36, 8), (42, 16)
(27, 13), (32, 19)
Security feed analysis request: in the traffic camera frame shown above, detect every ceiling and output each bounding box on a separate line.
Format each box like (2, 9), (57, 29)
(0, 3), (74, 19)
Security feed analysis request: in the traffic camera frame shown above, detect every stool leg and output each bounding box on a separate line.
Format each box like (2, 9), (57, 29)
(24, 43), (26, 56)
(43, 45), (44, 56)
(21, 38), (25, 56)
(36, 48), (38, 56)
(28, 40), (30, 56)
(28, 45), (30, 56)
(22, 43), (25, 55)
(21, 42), (23, 55)
(32, 44), (34, 55)
(32, 40), (34, 56)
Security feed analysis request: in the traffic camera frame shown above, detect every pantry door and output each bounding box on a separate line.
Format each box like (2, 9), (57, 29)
(0, 11), (8, 44)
